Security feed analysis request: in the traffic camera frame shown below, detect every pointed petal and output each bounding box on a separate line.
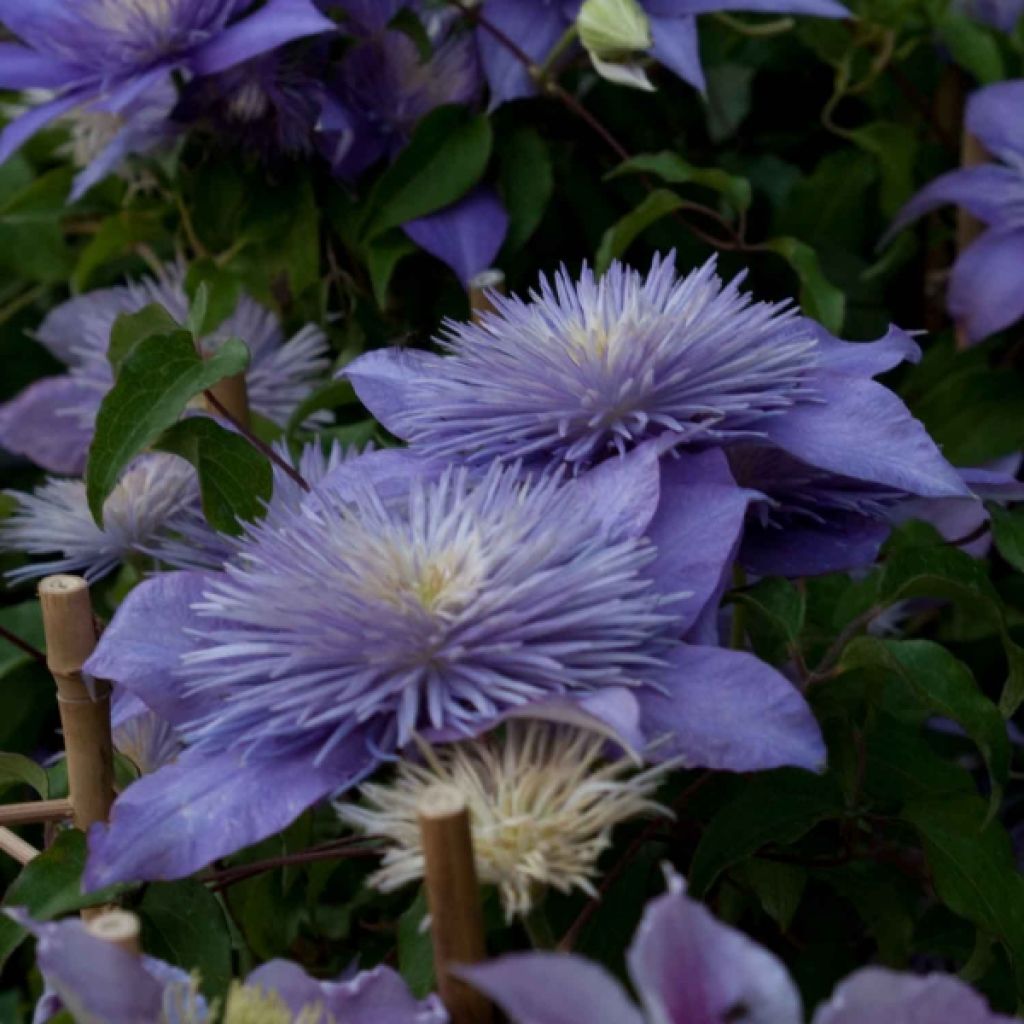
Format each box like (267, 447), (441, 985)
(646, 449), (757, 634)
(644, 0), (845, 11)
(83, 571), (216, 726)
(84, 744), (375, 889)
(478, 0), (569, 107)
(648, 14), (705, 91)
(812, 967), (1013, 1024)
(762, 376), (971, 498)
(0, 376), (97, 475)
(949, 228), (1024, 343)
(343, 348), (446, 437)
(568, 442), (664, 541)
(813, 323), (922, 377)
(0, 88), (88, 166)
(190, 0), (335, 76)
(459, 955), (645, 1024)
(966, 80), (1024, 163)
(403, 187), (509, 287)
(886, 165), (1024, 239)
(639, 644), (826, 772)
(0, 43), (82, 89)
(628, 869), (804, 1024)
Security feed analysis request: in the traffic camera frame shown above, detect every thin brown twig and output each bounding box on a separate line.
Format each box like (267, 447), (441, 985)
(203, 390), (310, 492)
(0, 624), (47, 668)
(205, 839), (382, 892)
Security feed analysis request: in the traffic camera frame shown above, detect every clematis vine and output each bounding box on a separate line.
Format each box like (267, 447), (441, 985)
(0, 0), (335, 181)
(14, 910), (446, 1024)
(81, 446), (823, 888)
(887, 79), (1024, 344)
(463, 868), (1014, 1024)
(345, 253), (981, 577)
(472, 0), (849, 107)
(0, 263), (330, 476)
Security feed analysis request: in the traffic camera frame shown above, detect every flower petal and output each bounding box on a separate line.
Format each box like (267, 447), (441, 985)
(83, 571), (216, 726)
(761, 375), (970, 498)
(813, 323), (921, 377)
(966, 79), (1024, 163)
(639, 643), (826, 772)
(403, 187), (510, 287)
(478, 0), (570, 107)
(190, 0), (335, 77)
(0, 376), (97, 475)
(645, 449), (757, 636)
(0, 87), (89, 167)
(627, 869), (804, 1024)
(343, 348), (446, 438)
(568, 441), (664, 541)
(459, 954), (645, 1024)
(949, 228), (1024, 343)
(0, 43), (83, 89)
(811, 967), (1013, 1024)
(84, 744), (375, 889)
(644, 0), (845, 12)
(648, 14), (705, 91)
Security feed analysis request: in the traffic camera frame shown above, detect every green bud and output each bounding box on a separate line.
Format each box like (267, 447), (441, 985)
(577, 0), (654, 90)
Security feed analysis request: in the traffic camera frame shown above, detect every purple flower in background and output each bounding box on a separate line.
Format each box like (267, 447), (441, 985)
(811, 968), (1015, 1023)
(476, 0), (849, 106)
(0, 0), (334, 171)
(325, 0), (411, 35)
(345, 253), (970, 575)
(463, 869), (1012, 1024)
(463, 866), (804, 1024)
(0, 263), (330, 476)
(81, 446), (823, 887)
(0, 454), (203, 584)
(15, 910), (446, 1024)
(112, 692), (183, 776)
(888, 80), (1024, 344)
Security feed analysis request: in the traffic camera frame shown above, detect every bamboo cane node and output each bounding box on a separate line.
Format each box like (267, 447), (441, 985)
(86, 910), (142, 954)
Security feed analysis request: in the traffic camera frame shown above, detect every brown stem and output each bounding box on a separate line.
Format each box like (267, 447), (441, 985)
(203, 390), (310, 493)
(205, 838), (381, 891)
(0, 624), (47, 668)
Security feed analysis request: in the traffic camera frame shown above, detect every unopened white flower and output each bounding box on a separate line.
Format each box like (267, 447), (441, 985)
(337, 721), (674, 920)
(577, 0), (655, 91)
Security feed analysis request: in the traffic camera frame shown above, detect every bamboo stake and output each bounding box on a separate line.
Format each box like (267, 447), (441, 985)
(0, 827), (39, 865)
(205, 372), (251, 430)
(0, 799), (73, 828)
(418, 785), (492, 1024)
(468, 269), (506, 323)
(38, 576), (114, 834)
(86, 910), (142, 955)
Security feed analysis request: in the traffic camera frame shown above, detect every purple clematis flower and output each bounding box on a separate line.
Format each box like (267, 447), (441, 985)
(81, 445), (823, 888)
(463, 866), (804, 1024)
(0, 0), (335, 173)
(0, 263), (330, 476)
(344, 254), (971, 575)
(475, 0), (849, 107)
(13, 909), (447, 1024)
(463, 868), (1012, 1024)
(888, 80), (1024, 344)
(112, 691), (183, 776)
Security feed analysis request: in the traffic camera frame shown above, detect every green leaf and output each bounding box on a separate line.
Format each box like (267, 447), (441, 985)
(704, 64), (754, 143)
(139, 880), (232, 999)
(0, 603), (44, 682)
(154, 417), (272, 534)
(108, 304), (180, 372)
(878, 544), (1024, 716)
(286, 379), (359, 439)
(596, 188), (683, 274)
(609, 151), (752, 214)
(936, 12), (1005, 83)
(904, 797), (1024, 997)
(741, 859), (807, 932)
(0, 753), (48, 800)
(842, 638), (1010, 814)
(365, 231), (417, 308)
(688, 770), (844, 897)
(71, 210), (165, 292)
(764, 237), (845, 334)
(0, 832), (129, 967)
(360, 106), (493, 242)
(86, 331), (250, 526)
(734, 577), (805, 664)
(398, 887), (436, 998)
(499, 127), (554, 251)
(846, 122), (917, 217)
(185, 261), (243, 336)
(989, 504), (1024, 573)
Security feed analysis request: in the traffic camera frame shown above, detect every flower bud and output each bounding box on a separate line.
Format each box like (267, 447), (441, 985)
(577, 0), (655, 90)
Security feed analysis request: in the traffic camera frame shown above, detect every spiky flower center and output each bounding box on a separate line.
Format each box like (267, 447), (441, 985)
(338, 722), (673, 920)
(222, 984), (327, 1024)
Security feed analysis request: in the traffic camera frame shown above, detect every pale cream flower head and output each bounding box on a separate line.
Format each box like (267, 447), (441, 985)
(337, 720), (674, 921)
